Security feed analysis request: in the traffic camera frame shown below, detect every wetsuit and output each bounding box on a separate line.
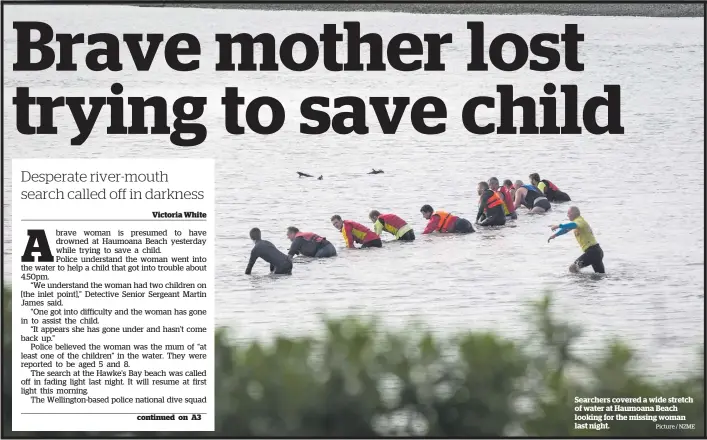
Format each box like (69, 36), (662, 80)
(538, 179), (571, 202)
(342, 220), (382, 248)
(245, 239), (293, 275)
(288, 232), (337, 258)
(373, 214), (415, 241)
(554, 216), (604, 273)
(497, 186), (517, 220)
(521, 184), (551, 211)
(477, 189), (507, 226)
(422, 211), (474, 234)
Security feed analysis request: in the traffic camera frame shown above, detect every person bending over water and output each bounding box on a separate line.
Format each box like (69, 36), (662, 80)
(547, 206), (605, 274)
(513, 180), (551, 213)
(476, 182), (506, 226)
(420, 205), (474, 234)
(529, 173), (571, 202)
(286, 226), (337, 258)
(245, 228), (293, 275)
(331, 215), (382, 249)
(369, 210), (415, 241)
(489, 177), (517, 220)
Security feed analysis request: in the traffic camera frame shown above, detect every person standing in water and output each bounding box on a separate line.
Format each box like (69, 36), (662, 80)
(331, 215), (382, 249)
(286, 227), (337, 258)
(529, 173), (571, 202)
(420, 205), (474, 234)
(476, 181), (507, 226)
(548, 206), (605, 274)
(489, 177), (517, 220)
(513, 180), (551, 213)
(245, 228), (293, 275)
(369, 210), (415, 241)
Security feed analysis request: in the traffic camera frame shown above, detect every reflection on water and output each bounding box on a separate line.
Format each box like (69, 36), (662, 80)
(2, 6), (704, 377)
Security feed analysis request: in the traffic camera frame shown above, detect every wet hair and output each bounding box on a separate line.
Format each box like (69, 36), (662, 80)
(249, 228), (261, 241)
(330, 215), (342, 222)
(503, 179), (513, 187)
(420, 204), (434, 214)
(515, 180), (524, 186)
(529, 173), (540, 182)
(369, 210), (381, 220)
(478, 181), (489, 190)
(488, 177), (499, 185)
(569, 206), (580, 216)
(287, 226), (299, 235)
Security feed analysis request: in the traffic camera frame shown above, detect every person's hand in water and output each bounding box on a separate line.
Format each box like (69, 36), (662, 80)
(547, 234), (556, 243)
(549, 224), (559, 231)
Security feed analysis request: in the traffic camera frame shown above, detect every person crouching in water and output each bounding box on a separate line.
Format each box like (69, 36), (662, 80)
(420, 205), (474, 234)
(547, 206), (605, 274)
(476, 181), (506, 226)
(503, 179), (516, 203)
(330, 215), (382, 249)
(245, 227), (293, 275)
(369, 210), (415, 241)
(513, 180), (551, 214)
(489, 177), (517, 220)
(529, 173), (571, 202)
(286, 226), (337, 258)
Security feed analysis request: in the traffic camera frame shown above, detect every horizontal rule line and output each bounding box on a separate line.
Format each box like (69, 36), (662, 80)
(21, 219), (207, 222)
(21, 412), (208, 415)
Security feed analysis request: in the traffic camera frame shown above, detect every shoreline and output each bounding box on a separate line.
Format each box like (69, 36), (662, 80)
(133, 2), (705, 17)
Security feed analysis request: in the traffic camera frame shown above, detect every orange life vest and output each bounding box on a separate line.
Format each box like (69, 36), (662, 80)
(434, 211), (456, 232)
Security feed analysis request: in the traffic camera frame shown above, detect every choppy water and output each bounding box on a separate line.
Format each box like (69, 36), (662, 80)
(3, 6), (704, 377)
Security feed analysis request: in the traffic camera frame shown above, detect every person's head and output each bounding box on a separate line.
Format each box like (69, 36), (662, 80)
(529, 173), (540, 186)
(477, 181), (489, 195)
(514, 180), (524, 189)
(567, 206), (580, 221)
(420, 204), (434, 220)
(286, 226), (299, 241)
(369, 210), (381, 223)
(249, 227), (261, 242)
(503, 179), (513, 188)
(488, 177), (500, 191)
(330, 215), (343, 230)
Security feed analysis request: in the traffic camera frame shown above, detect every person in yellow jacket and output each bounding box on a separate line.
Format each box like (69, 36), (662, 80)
(368, 210), (415, 241)
(548, 206), (605, 273)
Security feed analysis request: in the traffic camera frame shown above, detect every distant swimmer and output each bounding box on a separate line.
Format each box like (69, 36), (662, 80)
(476, 182), (506, 226)
(548, 206), (604, 274)
(330, 215), (382, 249)
(513, 180), (551, 214)
(420, 205), (475, 234)
(489, 177), (517, 220)
(286, 227), (337, 258)
(368, 169), (384, 174)
(369, 210), (415, 241)
(245, 228), (293, 275)
(529, 173), (571, 202)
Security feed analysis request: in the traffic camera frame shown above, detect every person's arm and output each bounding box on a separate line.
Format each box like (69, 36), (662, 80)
(343, 223), (356, 248)
(422, 215), (439, 234)
(373, 219), (383, 236)
(476, 192), (489, 222)
(548, 222), (577, 242)
(245, 249), (258, 275)
(513, 188), (524, 209)
(287, 237), (302, 257)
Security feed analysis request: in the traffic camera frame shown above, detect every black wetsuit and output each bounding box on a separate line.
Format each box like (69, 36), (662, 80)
(476, 189), (506, 226)
(288, 234), (337, 258)
(245, 240), (293, 275)
(541, 179), (571, 202)
(522, 185), (551, 211)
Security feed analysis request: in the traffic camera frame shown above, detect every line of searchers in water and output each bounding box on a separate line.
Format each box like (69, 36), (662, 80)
(244, 173), (606, 277)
